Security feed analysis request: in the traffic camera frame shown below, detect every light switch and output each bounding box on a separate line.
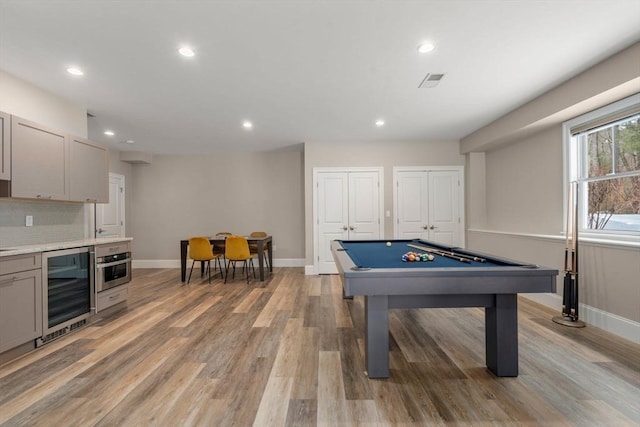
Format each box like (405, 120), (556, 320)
(26, 215), (33, 227)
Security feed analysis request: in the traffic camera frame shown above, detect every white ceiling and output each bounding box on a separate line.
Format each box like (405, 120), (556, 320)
(1, 0), (639, 154)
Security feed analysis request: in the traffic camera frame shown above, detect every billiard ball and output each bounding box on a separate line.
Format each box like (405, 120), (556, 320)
(386, 242), (391, 247)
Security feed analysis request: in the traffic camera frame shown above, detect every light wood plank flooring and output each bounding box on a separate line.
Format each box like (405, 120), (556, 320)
(1, 267), (639, 426)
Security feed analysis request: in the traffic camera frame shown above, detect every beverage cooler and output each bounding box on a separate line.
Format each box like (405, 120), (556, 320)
(37, 247), (94, 346)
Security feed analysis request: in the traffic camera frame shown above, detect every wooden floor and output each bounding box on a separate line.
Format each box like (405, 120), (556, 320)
(1, 267), (639, 426)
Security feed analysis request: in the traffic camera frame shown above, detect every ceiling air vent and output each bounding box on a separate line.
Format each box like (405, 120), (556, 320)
(418, 73), (445, 88)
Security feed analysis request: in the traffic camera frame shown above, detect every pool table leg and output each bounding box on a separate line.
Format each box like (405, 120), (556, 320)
(365, 295), (390, 378)
(485, 293), (518, 377)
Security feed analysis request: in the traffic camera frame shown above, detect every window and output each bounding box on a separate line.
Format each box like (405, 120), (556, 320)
(564, 94), (640, 240)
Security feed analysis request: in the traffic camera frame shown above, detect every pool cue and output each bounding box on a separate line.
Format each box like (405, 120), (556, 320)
(570, 181), (579, 320)
(561, 184), (573, 317)
(553, 182), (585, 327)
(407, 244), (471, 263)
(409, 243), (485, 263)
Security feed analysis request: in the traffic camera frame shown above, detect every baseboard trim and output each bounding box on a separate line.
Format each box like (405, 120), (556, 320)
(522, 293), (640, 345)
(132, 258), (305, 269)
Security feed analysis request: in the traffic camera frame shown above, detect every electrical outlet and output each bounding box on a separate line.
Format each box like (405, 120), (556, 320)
(272, 244), (277, 251)
(26, 215), (33, 227)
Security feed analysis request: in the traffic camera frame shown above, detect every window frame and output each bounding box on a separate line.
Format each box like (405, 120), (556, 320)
(563, 93), (640, 244)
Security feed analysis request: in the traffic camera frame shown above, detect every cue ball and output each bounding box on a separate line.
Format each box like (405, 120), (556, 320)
(386, 242), (391, 246)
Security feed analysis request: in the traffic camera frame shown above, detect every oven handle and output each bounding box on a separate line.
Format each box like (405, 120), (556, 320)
(96, 258), (132, 269)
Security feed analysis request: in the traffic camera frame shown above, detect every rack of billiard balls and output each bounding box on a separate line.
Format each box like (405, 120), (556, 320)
(402, 251), (435, 262)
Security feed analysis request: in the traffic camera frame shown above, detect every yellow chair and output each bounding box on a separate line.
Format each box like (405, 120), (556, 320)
(188, 237), (223, 284)
(224, 235), (255, 284)
(249, 231), (270, 269)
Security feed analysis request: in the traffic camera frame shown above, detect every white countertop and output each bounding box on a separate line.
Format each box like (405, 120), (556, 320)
(0, 237), (133, 258)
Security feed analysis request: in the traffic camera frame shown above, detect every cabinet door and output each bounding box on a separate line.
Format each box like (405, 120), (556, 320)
(69, 136), (109, 203)
(11, 116), (69, 200)
(0, 111), (9, 180)
(0, 269), (43, 353)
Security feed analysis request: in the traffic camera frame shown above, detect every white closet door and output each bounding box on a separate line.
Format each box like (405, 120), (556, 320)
(428, 170), (460, 246)
(315, 169), (383, 274)
(396, 171), (429, 239)
(395, 168), (462, 247)
(317, 172), (349, 274)
(348, 172), (380, 240)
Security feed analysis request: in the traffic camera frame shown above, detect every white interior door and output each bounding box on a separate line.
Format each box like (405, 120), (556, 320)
(395, 167), (463, 247)
(428, 170), (460, 246)
(96, 173), (125, 238)
(348, 172), (380, 239)
(396, 171), (429, 239)
(317, 172), (349, 274)
(314, 168), (383, 274)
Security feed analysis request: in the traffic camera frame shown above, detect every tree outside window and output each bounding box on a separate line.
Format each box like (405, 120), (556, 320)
(581, 114), (640, 232)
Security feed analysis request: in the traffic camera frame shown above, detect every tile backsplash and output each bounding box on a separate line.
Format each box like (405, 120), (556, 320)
(0, 200), (86, 247)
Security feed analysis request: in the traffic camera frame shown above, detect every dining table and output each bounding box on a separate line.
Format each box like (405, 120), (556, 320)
(179, 235), (273, 282)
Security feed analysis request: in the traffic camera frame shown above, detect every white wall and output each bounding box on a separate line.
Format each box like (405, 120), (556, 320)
(129, 151), (304, 263)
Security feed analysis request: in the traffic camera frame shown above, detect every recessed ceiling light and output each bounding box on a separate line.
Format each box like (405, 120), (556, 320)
(375, 120), (385, 127)
(417, 41), (435, 54)
(124, 139), (135, 144)
(178, 46), (195, 57)
(66, 67), (84, 76)
(242, 121), (253, 130)
(104, 130), (115, 136)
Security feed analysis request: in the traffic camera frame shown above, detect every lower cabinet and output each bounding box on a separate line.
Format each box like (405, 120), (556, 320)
(97, 285), (129, 312)
(0, 254), (43, 354)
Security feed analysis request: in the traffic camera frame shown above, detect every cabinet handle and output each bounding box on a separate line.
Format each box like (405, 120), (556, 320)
(349, 226), (355, 231)
(342, 226), (348, 231)
(109, 294), (120, 300)
(36, 195), (52, 199)
(0, 276), (19, 285)
(86, 198), (97, 202)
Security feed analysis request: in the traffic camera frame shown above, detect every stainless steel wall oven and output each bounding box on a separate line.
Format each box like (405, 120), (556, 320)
(38, 247), (94, 346)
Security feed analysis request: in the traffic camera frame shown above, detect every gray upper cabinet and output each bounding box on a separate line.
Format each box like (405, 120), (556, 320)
(0, 112), (10, 180)
(70, 136), (109, 203)
(2, 114), (109, 203)
(11, 116), (70, 201)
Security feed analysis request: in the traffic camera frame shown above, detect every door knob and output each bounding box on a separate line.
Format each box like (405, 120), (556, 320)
(429, 225), (437, 230)
(349, 226), (355, 231)
(422, 225), (429, 230)
(342, 226), (348, 231)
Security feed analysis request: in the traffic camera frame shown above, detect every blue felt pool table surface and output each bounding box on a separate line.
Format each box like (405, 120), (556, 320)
(338, 239), (519, 269)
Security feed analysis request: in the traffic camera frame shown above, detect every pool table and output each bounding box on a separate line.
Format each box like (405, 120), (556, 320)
(331, 239), (558, 378)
